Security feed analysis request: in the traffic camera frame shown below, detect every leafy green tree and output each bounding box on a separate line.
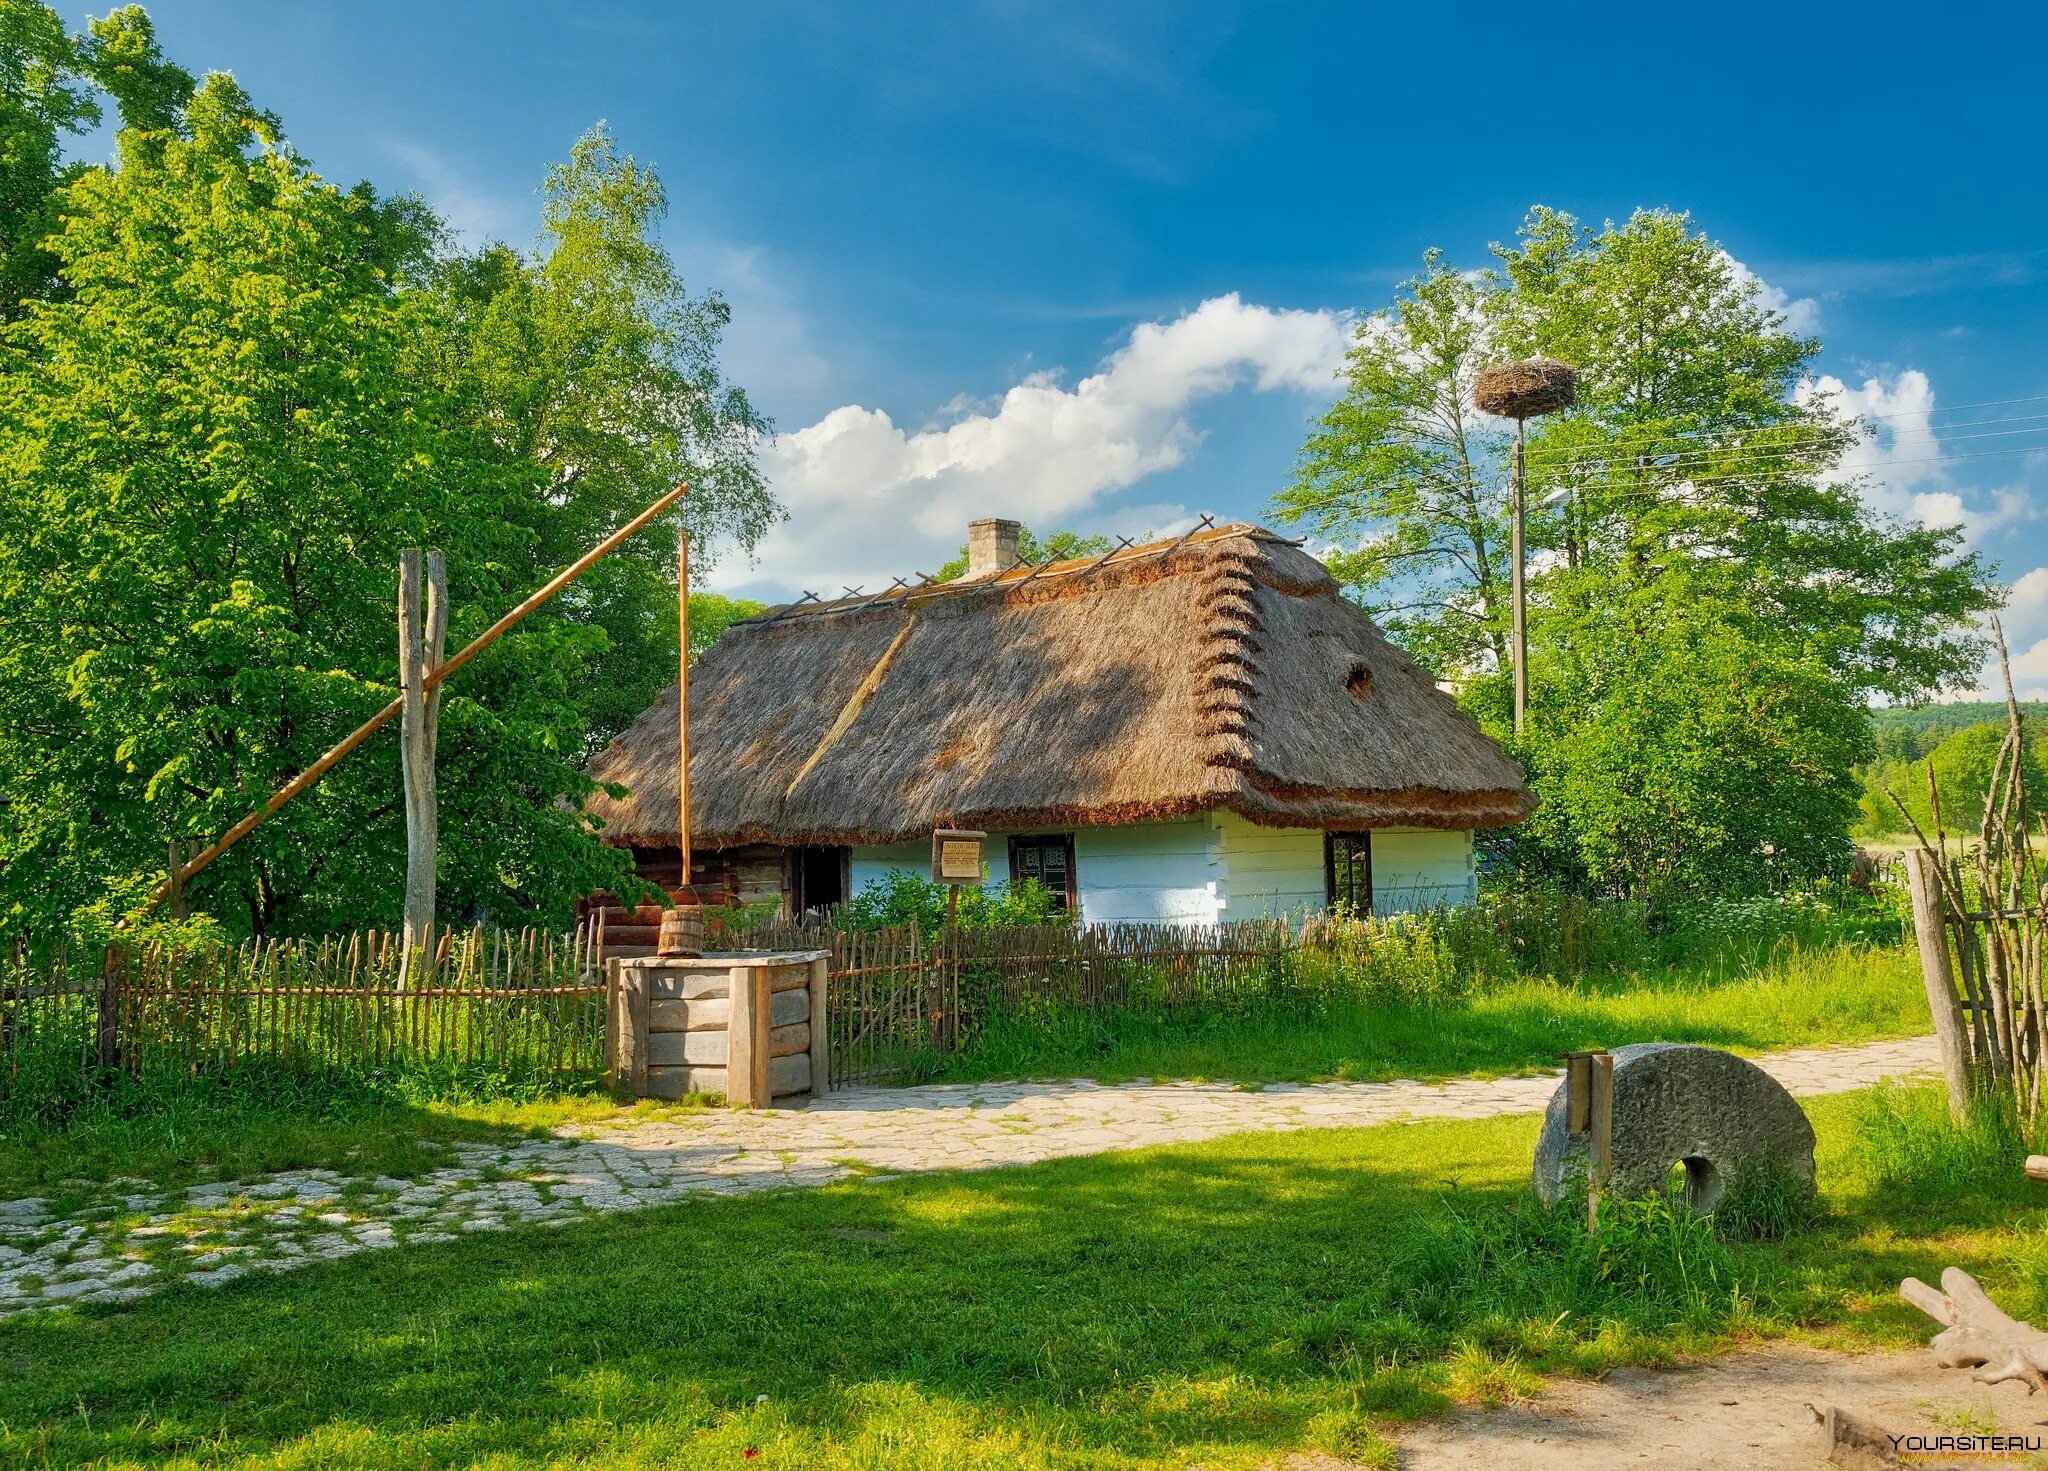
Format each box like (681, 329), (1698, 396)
(419, 125), (774, 749)
(0, 1), (191, 321)
(78, 6), (193, 134)
(1281, 207), (2000, 895)
(1505, 611), (1869, 893)
(934, 526), (1115, 582)
(1857, 723), (2048, 839)
(687, 592), (767, 661)
(1274, 250), (1508, 673)
(0, 53), (772, 938)
(0, 0), (94, 317)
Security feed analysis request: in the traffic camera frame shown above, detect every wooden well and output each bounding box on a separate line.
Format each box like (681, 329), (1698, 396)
(608, 950), (828, 1107)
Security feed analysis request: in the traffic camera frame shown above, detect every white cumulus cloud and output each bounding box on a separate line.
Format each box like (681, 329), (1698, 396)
(709, 293), (1349, 597)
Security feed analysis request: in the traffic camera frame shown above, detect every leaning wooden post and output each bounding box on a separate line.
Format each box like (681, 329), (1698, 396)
(1906, 846), (1975, 1121)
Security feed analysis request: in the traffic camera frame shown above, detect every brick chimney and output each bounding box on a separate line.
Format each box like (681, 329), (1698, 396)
(966, 517), (1023, 579)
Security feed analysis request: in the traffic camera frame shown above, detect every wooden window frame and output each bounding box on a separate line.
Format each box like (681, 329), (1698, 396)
(1008, 833), (1078, 912)
(1324, 831), (1373, 916)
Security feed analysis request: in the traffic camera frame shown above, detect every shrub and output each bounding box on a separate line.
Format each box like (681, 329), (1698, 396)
(836, 870), (1072, 937)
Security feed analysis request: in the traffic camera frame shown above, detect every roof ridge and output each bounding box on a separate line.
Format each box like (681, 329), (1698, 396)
(738, 520), (1299, 627)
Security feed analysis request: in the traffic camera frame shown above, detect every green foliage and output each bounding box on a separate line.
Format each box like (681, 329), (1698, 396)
(939, 885), (1922, 1085)
(1843, 1082), (2035, 1210)
(0, 13), (774, 942)
(1502, 612), (1871, 893)
(686, 592), (766, 661)
(836, 869), (1071, 936)
(1857, 721), (2048, 838)
(933, 524), (1114, 582)
(1394, 1186), (1748, 1333)
(1871, 701), (2048, 764)
(1279, 206), (2000, 897)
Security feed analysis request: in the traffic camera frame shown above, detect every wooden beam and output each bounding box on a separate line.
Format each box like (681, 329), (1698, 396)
(146, 480), (692, 911)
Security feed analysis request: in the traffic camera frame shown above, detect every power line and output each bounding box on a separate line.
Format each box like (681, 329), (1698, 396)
(1504, 396), (2048, 468)
(1526, 418), (2048, 478)
(1284, 441), (2048, 524)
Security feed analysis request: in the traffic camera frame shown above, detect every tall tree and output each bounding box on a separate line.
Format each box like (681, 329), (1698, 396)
(0, 55), (774, 938)
(1280, 207), (2001, 893)
(1274, 252), (1507, 674)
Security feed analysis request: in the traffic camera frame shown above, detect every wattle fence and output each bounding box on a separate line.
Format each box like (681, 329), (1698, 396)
(3, 911), (1471, 1109)
(1, 924), (611, 1114)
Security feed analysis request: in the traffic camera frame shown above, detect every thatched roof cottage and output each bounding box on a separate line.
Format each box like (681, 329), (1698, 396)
(586, 519), (1533, 923)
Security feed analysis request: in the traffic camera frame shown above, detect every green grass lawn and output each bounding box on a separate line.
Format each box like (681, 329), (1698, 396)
(939, 940), (1929, 1086)
(0, 1083), (719, 1207)
(1, 1080), (2033, 1470)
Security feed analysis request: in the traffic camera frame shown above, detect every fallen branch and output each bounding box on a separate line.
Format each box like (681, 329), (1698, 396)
(1900, 1267), (2048, 1393)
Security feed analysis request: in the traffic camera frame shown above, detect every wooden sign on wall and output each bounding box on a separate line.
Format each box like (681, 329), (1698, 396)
(931, 829), (987, 885)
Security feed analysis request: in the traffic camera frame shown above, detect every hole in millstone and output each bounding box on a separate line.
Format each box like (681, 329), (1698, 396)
(1663, 1156), (1723, 1213)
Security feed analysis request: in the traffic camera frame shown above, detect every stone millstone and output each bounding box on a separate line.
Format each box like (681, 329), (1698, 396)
(1532, 1043), (1816, 1212)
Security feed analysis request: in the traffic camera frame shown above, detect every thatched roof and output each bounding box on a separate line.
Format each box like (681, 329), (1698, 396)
(585, 524), (1534, 849)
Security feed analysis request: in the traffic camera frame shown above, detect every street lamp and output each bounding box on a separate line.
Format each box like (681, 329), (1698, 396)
(1473, 359), (1579, 735)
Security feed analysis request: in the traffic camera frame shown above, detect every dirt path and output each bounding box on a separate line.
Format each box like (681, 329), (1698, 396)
(1389, 1344), (2048, 1468)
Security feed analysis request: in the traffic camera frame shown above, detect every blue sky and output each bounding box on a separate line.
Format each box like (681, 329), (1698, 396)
(82, 1), (2048, 691)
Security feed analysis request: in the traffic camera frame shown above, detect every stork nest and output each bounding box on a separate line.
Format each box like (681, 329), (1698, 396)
(1473, 358), (1578, 419)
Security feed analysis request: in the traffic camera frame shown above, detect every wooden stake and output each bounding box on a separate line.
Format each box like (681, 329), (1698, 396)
(145, 481), (692, 912)
(1906, 847), (1975, 1120)
(1588, 1051), (1614, 1231)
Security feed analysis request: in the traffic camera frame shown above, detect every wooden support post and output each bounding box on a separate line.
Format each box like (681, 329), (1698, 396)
(807, 953), (830, 1099)
(677, 519), (692, 891)
(1566, 1053), (1592, 1132)
(1510, 420), (1528, 735)
(1588, 1051), (1614, 1232)
(399, 550), (448, 982)
(726, 961), (771, 1108)
(97, 943), (126, 1075)
(1906, 847), (1974, 1121)
(609, 960), (649, 1097)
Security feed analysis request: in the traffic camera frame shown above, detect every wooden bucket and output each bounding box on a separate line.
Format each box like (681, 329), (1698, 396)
(657, 905), (705, 958)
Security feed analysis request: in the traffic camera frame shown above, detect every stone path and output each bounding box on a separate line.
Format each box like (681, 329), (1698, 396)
(0, 1036), (1937, 1320)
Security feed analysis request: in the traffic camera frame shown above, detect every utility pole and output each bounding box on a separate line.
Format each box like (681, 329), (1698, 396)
(1473, 359), (1578, 736)
(1509, 420), (1529, 735)
(677, 517), (691, 896)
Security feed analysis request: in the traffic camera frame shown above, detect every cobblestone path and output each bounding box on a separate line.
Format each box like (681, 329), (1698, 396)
(0, 1036), (1936, 1319)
